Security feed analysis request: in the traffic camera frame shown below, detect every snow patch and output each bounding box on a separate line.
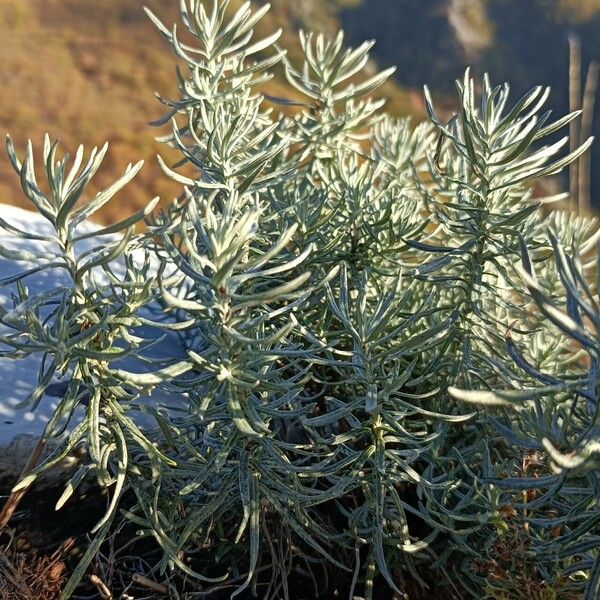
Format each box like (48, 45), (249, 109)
(0, 204), (189, 452)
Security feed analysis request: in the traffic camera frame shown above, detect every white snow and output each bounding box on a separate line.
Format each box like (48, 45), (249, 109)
(0, 204), (190, 447)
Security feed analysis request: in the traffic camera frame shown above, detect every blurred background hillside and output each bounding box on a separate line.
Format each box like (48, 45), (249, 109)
(1, 0), (600, 222)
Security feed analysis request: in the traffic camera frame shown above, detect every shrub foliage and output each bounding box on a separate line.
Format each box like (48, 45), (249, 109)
(1, 1), (599, 598)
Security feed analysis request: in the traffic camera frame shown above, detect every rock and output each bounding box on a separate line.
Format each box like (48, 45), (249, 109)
(447, 0), (493, 60)
(0, 433), (81, 489)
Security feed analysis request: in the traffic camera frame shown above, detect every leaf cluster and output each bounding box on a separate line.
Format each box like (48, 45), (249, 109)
(1, 2), (599, 599)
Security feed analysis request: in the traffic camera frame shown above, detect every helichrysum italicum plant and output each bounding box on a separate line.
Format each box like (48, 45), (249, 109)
(1, 1), (599, 598)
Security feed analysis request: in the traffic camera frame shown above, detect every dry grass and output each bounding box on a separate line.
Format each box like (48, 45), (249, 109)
(0, 535), (74, 600)
(0, 0), (182, 224)
(0, 0), (419, 224)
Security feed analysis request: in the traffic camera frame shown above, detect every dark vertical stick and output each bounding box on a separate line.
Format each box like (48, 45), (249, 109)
(569, 35), (581, 210)
(579, 61), (599, 213)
